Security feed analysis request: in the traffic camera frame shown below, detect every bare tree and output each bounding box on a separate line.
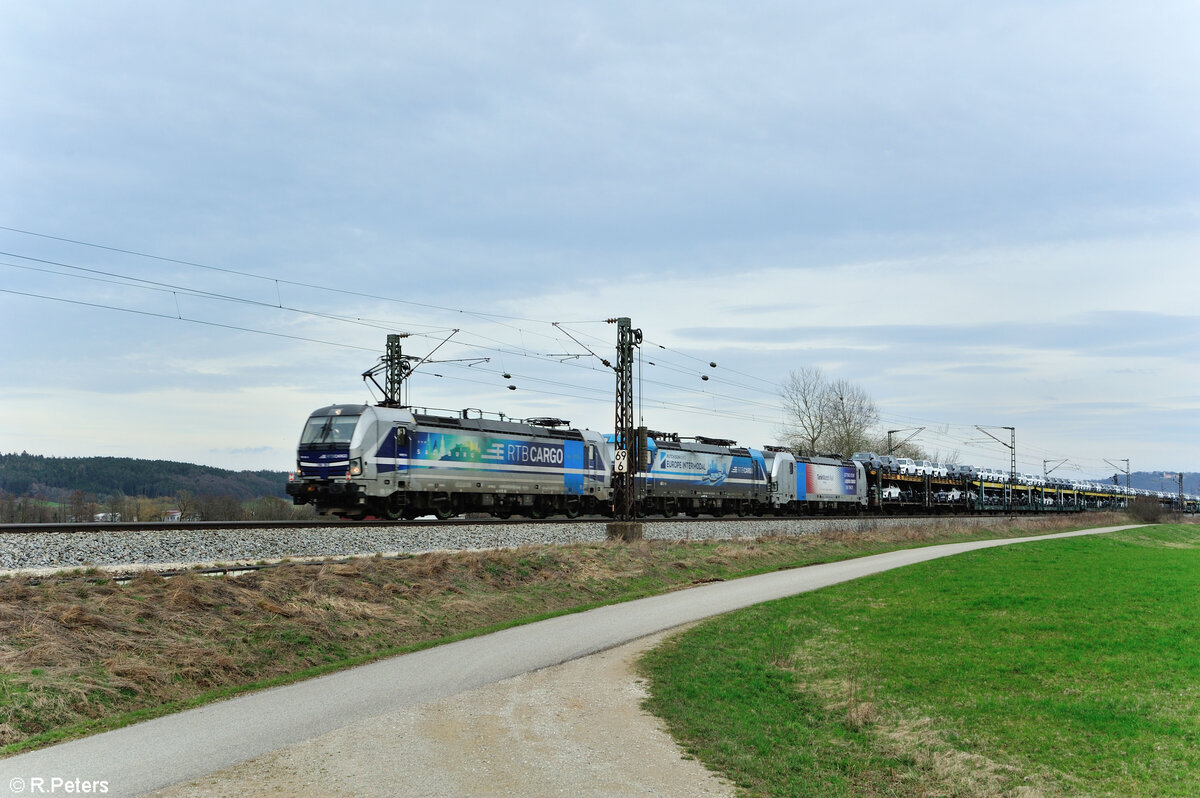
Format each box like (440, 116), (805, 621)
(827, 378), (880, 457)
(69, 490), (88, 523)
(105, 492), (126, 522)
(176, 489), (195, 521)
(130, 495), (153, 522)
(780, 367), (832, 456)
(781, 369), (880, 457)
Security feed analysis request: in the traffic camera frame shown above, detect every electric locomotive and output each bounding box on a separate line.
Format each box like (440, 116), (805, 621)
(764, 448), (868, 514)
(287, 404), (611, 519)
(621, 431), (771, 517)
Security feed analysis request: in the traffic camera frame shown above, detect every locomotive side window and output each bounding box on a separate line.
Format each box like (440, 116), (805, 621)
(395, 427), (408, 445)
(300, 414), (360, 445)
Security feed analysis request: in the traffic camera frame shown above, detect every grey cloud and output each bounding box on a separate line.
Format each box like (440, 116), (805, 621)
(673, 311), (1200, 359)
(3, 2), (1198, 471)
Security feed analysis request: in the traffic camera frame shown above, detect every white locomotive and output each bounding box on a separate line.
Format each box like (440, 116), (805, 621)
(287, 404), (611, 520)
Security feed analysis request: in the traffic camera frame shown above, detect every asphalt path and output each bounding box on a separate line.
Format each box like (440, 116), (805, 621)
(1, 524), (1140, 798)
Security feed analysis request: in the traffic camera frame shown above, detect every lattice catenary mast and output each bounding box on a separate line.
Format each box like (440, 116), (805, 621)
(610, 317), (642, 522)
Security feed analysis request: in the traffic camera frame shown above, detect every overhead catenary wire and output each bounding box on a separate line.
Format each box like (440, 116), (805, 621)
(0, 225), (559, 326)
(4, 244), (664, 407)
(1, 224), (1160, 475)
(1, 225), (760, 402)
(0, 288), (378, 352)
(0, 257), (456, 340)
(1, 250), (634, 387)
(0, 281), (1119, 474)
(871, 412), (1124, 477)
(0, 277), (1086, 468)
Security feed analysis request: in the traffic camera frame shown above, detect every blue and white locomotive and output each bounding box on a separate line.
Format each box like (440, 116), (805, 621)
(764, 448), (868, 514)
(286, 404), (611, 519)
(627, 432), (770, 516)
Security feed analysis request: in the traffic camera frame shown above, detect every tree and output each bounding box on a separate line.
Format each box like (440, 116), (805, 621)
(176, 489), (195, 521)
(780, 367), (832, 456)
(105, 492), (127, 522)
(130, 495), (154, 522)
(69, 490), (88, 523)
(780, 369), (879, 457)
(826, 378), (880, 457)
(247, 495), (291, 520)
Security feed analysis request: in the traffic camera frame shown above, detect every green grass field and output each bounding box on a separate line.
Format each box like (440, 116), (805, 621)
(640, 524), (1200, 796)
(2, 517), (1090, 755)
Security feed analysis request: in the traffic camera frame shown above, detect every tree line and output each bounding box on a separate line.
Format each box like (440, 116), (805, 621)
(0, 488), (316, 524)
(0, 452), (312, 524)
(0, 452), (288, 501)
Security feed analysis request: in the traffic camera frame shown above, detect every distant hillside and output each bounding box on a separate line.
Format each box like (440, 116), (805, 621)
(0, 452), (288, 501)
(1126, 471), (1199, 495)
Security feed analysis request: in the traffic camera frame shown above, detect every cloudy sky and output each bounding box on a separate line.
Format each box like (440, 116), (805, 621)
(2, 1), (1197, 483)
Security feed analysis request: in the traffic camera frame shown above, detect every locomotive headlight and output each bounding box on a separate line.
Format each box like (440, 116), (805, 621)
(349, 458), (363, 476)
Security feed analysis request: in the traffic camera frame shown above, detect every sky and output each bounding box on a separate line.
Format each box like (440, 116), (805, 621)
(2, 1), (1198, 485)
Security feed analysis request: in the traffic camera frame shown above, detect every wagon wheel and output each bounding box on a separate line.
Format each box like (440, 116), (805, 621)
(382, 493), (405, 521)
(431, 494), (456, 520)
(563, 497), (582, 519)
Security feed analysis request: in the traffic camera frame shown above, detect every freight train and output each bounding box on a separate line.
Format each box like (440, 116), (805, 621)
(285, 403), (1197, 520)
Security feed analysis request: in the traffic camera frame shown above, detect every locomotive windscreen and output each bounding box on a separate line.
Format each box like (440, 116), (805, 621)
(300, 412), (360, 446)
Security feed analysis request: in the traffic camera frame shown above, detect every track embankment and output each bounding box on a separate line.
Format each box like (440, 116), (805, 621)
(1, 515), (1024, 575)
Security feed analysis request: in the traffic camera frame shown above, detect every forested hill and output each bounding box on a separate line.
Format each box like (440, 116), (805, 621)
(0, 453), (288, 500)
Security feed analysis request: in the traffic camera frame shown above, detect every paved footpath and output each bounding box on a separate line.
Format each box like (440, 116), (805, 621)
(1, 525), (1140, 797)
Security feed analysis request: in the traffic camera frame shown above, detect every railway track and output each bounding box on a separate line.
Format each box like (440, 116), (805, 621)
(0, 511), (1005, 536)
(0, 517), (521, 534)
(0, 514), (1028, 578)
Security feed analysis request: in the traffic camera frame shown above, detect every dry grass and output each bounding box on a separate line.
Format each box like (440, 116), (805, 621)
(0, 513), (1110, 752)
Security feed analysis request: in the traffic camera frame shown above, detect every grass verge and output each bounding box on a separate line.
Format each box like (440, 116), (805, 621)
(0, 512), (1126, 757)
(639, 522), (1200, 797)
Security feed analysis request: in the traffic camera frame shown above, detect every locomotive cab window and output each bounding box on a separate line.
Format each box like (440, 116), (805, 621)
(300, 413), (360, 446)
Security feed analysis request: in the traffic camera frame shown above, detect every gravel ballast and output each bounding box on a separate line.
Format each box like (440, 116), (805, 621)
(0, 516), (1017, 575)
